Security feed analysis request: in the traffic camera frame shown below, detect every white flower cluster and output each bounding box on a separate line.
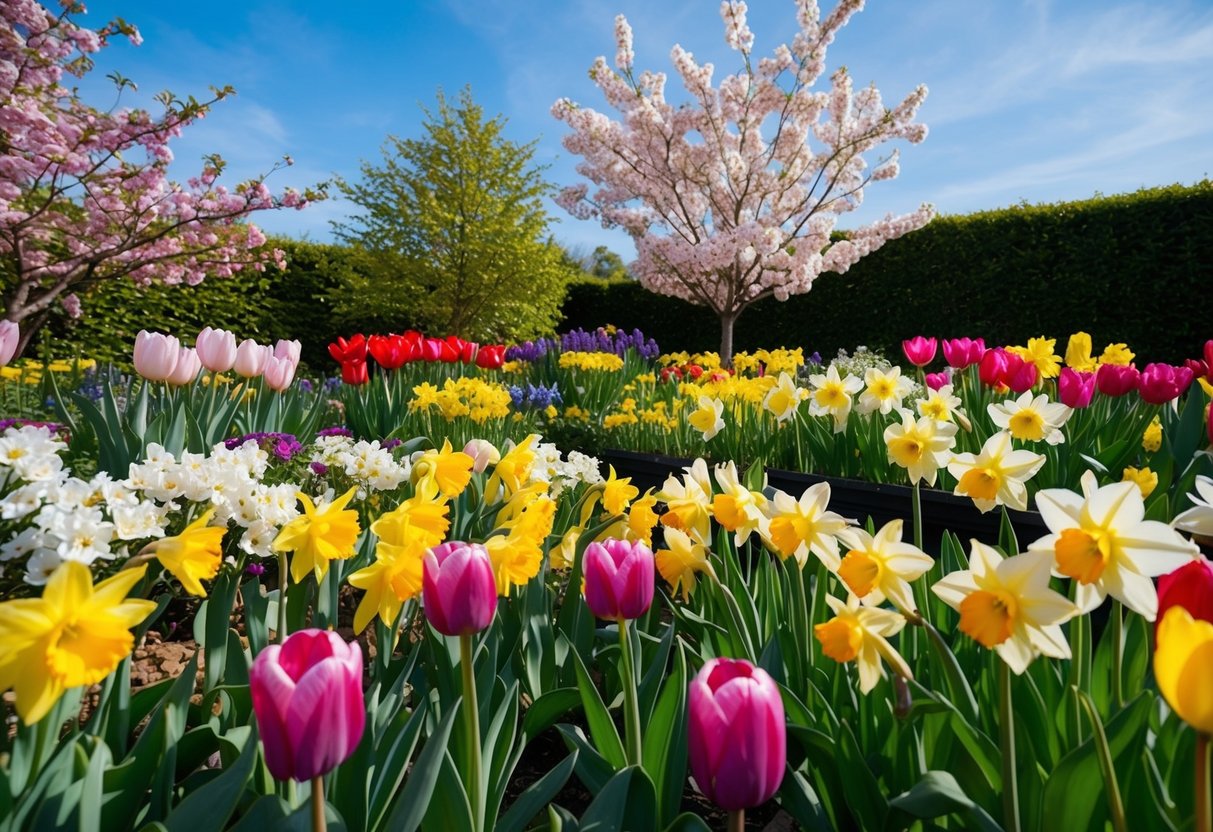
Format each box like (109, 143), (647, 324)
(310, 434), (410, 496)
(830, 346), (891, 379)
(530, 441), (605, 498)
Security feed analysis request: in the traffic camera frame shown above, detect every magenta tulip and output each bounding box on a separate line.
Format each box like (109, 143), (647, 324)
(423, 541), (497, 636)
(978, 347), (1011, 388)
(901, 336), (937, 368)
(0, 320), (19, 365)
(234, 338), (270, 378)
(249, 629), (365, 782)
(262, 355), (297, 392)
(1095, 363), (1139, 397)
(688, 658), (786, 812)
(583, 539), (655, 621)
(1138, 362), (1194, 405)
(1057, 368), (1095, 408)
(1006, 356), (1038, 393)
(166, 346), (202, 387)
(924, 371), (949, 391)
(133, 330), (180, 382)
(942, 337), (985, 369)
(195, 326), (237, 373)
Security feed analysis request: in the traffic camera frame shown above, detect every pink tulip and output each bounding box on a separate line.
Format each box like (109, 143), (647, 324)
(583, 539), (655, 621)
(901, 336), (937, 368)
(1138, 362), (1193, 405)
(689, 658), (785, 811)
(195, 327), (237, 373)
(942, 337), (985, 369)
(234, 339), (270, 378)
(166, 347), (201, 387)
(924, 371), (949, 391)
(1057, 368), (1095, 408)
(462, 439), (500, 473)
(133, 330), (180, 382)
(274, 338), (302, 367)
(1156, 558), (1213, 638)
(263, 355), (296, 392)
(423, 541), (497, 636)
(0, 320), (19, 365)
(1095, 363), (1139, 397)
(249, 629), (365, 782)
(978, 348), (1011, 388)
(1006, 356), (1038, 393)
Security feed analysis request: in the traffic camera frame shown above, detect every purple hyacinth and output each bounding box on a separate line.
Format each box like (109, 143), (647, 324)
(224, 432), (303, 462)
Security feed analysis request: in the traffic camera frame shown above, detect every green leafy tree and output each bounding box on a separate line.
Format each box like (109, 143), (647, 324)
(333, 88), (570, 341)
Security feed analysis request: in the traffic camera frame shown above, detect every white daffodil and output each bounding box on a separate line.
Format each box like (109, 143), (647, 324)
(814, 594), (912, 694)
(836, 519), (935, 615)
(808, 364), (863, 433)
(710, 461), (768, 546)
(656, 458), (714, 544)
(932, 541), (1078, 674)
(1173, 475), (1213, 538)
(883, 410), (958, 487)
(761, 482), (852, 569)
(762, 372), (803, 423)
(947, 431), (1045, 513)
(856, 366), (915, 416)
(988, 391), (1072, 445)
(688, 395), (725, 440)
(1029, 471), (1199, 619)
(917, 384), (968, 429)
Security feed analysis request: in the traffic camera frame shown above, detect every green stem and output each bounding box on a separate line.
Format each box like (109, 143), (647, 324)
(1000, 661), (1022, 832)
(1198, 733), (1211, 832)
(1110, 600), (1124, 708)
(277, 552), (289, 644)
(311, 775), (327, 832)
(727, 808), (745, 832)
(619, 618), (644, 767)
(461, 633), (484, 832)
(911, 481), (924, 553)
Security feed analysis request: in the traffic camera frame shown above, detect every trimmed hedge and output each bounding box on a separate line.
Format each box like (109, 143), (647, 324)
(559, 182), (1213, 363)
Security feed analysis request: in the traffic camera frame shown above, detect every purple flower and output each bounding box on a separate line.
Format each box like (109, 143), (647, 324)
(245, 562), (266, 576)
(317, 426), (353, 438)
(310, 461), (329, 476)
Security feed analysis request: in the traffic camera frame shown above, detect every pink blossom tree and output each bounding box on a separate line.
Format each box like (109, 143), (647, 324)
(0, 1), (319, 355)
(553, 0), (935, 364)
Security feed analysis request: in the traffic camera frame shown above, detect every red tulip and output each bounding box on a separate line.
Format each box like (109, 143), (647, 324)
(340, 360), (369, 385)
(943, 337), (985, 369)
(250, 629), (365, 782)
(1095, 363), (1139, 397)
(441, 336), (463, 363)
(1156, 558), (1213, 637)
(423, 541), (497, 636)
(688, 658), (786, 812)
(368, 334), (409, 370)
(475, 345), (506, 369)
(1205, 339), (1213, 376)
(1057, 368), (1095, 408)
(583, 539), (655, 621)
(925, 371), (949, 391)
(978, 348), (1010, 388)
(400, 330), (424, 363)
(901, 336), (937, 368)
(458, 339), (478, 363)
(1006, 355), (1038, 393)
(1184, 359), (1207, 382)
(328, 334), (367, 364)
(660, 366), (683, 383)
(1139, 363), (1194, 405)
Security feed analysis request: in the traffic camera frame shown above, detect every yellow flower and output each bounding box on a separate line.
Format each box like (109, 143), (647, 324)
(373, 484), (450, 552)
(558, 351), (624, 372)
(657, 458), (714, 544)
(987, 391), (1072, 445)
(1154, 606), (1213, 734)
(1064, 332), (1097, 373)
(551, 526), (581, 571)
(1142, 416), (1162, 453)
(687, 395), (725, 440)
(835, 520), (934, 614)
(0, 562), (156, 724)
(149, 509), (228, 597)
(486, 433), (540, 503)
(916, 384), (966, 425)
(410, 382), (440, 410)
(272, 487), (362, 583)
(1098, 343), (1135, 366)
(655, 526), (715, 601)
(710, 461), (768, 546)
(932, 542), (1078, 674)
(1006, 336), (1061, 379)
(626, 490), (660, 546)
(857, 366), (914, 416)
(762, 482), (851, 569)
(485, 491), (555, 595)
(762, 372), (802, 422)
(602, 466), (639, 516)
(1121, 466), (1158, 499)
(808, 365), (863, 433)
(947, 431), (1045, 513)
(412, 438), (474, 498)
(814, 594), (912, 694)
(883, 410), (958, 486)
(347, 520), (428, 632)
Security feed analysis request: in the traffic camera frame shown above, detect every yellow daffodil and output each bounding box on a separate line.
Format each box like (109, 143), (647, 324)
(1064, 332), (1097, 373)
(602, 466), (639, 516)
(947, 431), (1045, 513)
(1029, 470), (1198, 619)
(710, 461), (768, 546)
(0, 562), (156, 724)
(917, 384), (968, 428)
(412, 438), (474, 498)
(857, 366), (914, 416)
(1098, 343), (1134, 366)
(762, 482), (851, 569)
(883, 410), (958, 486)
(347, 521), (428, 632)
(1154, 606), (1213, 733)
(485, 491), (555, 595)
(558, 351), (625, 372)
(657, 458), (714, 544)
(808, 365), (864, 433)
(932, 542), (1078, 674)
(1007, 336), (1061, 379)
(835, 520), (934, 614)
(688, 395), (725, 441)
(1174, 475), (1213, 538)
(654, 526), (715, 601)
(551, 526), (582, 570)
(814, 594), (912, 694)
(1142, 416), (1162, 453)
(486, 433), (540, 502)
(272, 487), (362, 583)
(599, 489), (661, 547)
(1121, 466), (1158, 499)
(149, 508), (227, 597)
(988, 391), (1072, 445)
(762, 372), (802, 422)
(374, 482), (450, 551)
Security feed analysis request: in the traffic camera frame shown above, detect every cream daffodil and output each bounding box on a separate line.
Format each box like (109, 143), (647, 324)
(916, 384), (968, 428)
(762, 372), (803, 422)
(762, 482), (852, 569)
(814, 594), (912, 694)
(657, 458), (714, 544)
(883, 410), (958, 487)
(1173, 475), (1213, 538)
(835, 520), (934, 614)
(947, 431), (1045, 513)
(932, 541), (1078, 674)
(988, 391), (1072, 445)
(808, 364), (863, 433)
(1029, 471), (1199, 619)
(856, 366), (914, 416)
(688, 395), (725, 440)
(710, 461), (768, 546)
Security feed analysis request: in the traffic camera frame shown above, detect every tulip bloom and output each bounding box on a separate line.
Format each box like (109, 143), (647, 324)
(340, 359), (369, 386)
(1006, 356), (1038, 393)
(328, 334), (367, 364)
(273, 338), (302, 366)
(195, 327), (237, 372)
(1154, 607), (1213, 734)
(1138, 362), (1194, 404)
(133, 330), (180, 382)
(423, 541), (497, 636)
(901, 336), (937, 367)
(1156, 558), (1213, 637)
(263, 355), (296, 392)
(233, 339), (269, 378)
(166, 346), (202, 387)
(368, 333), (410, 370)
(1095, 363), (1139, 397)
(688, 658), (786, 812)
(1057, 368), (1095, 408)
(250, 629), (365, 782)
(942, 337), (985, 369)
(924, 371), (948, 390)
(0, 320), (19, 365)
(583, 538), (655, 621)
(978, 348), (1015, 389)
(475, 344), (506, 369)
(463, 439), (500, 473)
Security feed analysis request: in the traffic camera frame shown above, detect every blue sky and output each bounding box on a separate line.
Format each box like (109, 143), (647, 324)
(76, 0), (1213, 259)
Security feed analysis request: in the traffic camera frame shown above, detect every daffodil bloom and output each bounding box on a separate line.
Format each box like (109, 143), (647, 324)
(412, 438), (474, 498)
(762, 482), (851, 569)
(1098, 343), (1134, 366)
(601, 465), (639, 516)
(626, 490), (660, 546)
(762, 372), (802, 422)
(657, 458), (714, 543)
(916, 384), (967, 427)
(272, 487), (362, 583)
(485, 492), (555, 595)
(947, 431), (1045, 513)
(1007, 336), (1061, 379)
(688, 395), (725, 440)
(1142, 416), (1162, 453)
(150, 508), (228, 596)
(1121, 466), (1158, 499)
(1064, 332), (1097, 373)
(1154, 606), (1213, 733)
(814, 594), (912, 694)
(551, 526), (581, 570)
(373, 481), (450, 550)
(988, 391), (1072, 445)
(857, 366), (914, 416)
(932, 542), (1078, 674)
(1029, 471), (1198, 618)
(835, 520), (934, 614)
(654, 526), (715, 601)
(808, 365), (863, 433)
(347, 521), (428, 632)
(485, 433), (540, 503)
(1173, 475), (1213, 538)
(0, 562), (157, 724)
(710, 461), (768, 546)
(883, 410), (957, 486)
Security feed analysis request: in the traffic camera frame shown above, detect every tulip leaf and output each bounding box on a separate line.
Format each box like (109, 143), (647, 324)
(570, 645), (627, 770)
(383, 704), (459, 832)
(496, 750), (579, 832)
(834, 720), (888, 831)
(888, 770), (1001, 832)
(365, 703), (428, 831)
(777, 769), (834, 832)
(641, 643), (688, 826)
(662, 813), (713, 832)
(522, 688), (581, 745)
(578, 766), (657, 832)
(420, 749), (475, 832)
(556, 725), (617, 795)
(163, 726), (257, 832)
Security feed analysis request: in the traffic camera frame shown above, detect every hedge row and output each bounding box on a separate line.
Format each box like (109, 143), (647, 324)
(561, 181), (1213, 364)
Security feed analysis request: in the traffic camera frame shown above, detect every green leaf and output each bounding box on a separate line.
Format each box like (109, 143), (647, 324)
(578, 766), (657, 832)
(888, 770), (1002, 832)
(420, 750), (475, 832)
(641, 643), (688, 827)
(834, 720), (888, 831)
(522, 688), (581, 745)
(381, 703), (459, 832)
(163, 726), (257, 832)
(496, 750), (578, 832)
(570, 645), (626, 770)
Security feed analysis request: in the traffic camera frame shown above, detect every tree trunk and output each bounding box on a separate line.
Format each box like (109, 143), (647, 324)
(719, 311), (737, 368)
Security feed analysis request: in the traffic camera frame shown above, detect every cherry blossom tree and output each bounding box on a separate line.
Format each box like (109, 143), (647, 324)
(553, 0), (934, 364)
(0, 1), (318, 355)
